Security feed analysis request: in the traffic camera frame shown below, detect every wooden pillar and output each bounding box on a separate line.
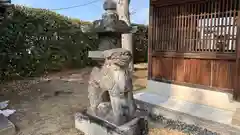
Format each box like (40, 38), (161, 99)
(148, 3), (154, 80)
(234, 11), (240, 100)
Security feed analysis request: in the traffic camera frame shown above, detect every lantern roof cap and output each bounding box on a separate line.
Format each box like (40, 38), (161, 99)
(103, 0), (116, 11)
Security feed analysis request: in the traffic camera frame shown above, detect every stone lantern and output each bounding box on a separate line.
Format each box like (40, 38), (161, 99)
(82, 0), (137, 60)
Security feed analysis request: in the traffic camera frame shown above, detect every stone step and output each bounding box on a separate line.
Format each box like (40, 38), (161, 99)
(146, 80), (240, 112)
(134, 91), (240, 135)
(0, 114), (16, 135)
(232, 108), (240, 126)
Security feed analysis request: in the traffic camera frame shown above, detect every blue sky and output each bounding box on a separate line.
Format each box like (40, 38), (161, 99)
(12, 0), (149, 24)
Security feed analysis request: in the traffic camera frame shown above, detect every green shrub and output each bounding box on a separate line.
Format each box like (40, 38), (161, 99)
(0, 5), (97, 81)
(133, 24), (148, 63)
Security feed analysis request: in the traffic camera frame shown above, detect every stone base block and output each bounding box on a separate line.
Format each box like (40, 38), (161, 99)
(0, 114), (16, 135)
(75, 110), (148, 135)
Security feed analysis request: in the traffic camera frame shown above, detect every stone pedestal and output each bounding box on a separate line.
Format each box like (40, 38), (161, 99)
(75, 110), (148, 135)
(0, 114), (15, 135)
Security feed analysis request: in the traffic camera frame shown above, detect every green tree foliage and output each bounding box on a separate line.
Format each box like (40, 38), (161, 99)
(132, 24), (148, 63)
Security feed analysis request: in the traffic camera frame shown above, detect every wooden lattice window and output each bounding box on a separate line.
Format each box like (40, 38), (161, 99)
(154, 0), (239, 53)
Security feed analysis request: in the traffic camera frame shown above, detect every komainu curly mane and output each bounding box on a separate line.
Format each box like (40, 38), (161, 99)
(87, 48), (134, 114)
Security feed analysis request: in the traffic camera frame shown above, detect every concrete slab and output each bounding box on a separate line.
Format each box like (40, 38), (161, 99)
(232, 108), (240, 126)
(146, 80), (240, 111)
(134, 91), (240, 135)
(0, 114), (16, 135)
(134, 92), (234, 125)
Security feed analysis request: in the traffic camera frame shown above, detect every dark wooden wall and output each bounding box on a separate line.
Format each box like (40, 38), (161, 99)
(151, 56), (236, 92)
(149, 0), (240, 98)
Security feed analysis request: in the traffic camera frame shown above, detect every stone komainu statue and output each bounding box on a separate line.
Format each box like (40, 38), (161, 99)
(88, 48), (136, 125)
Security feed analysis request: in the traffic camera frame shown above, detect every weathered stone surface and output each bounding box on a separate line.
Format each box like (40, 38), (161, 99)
(98, 36), (121, 51)
(103, 0), (116, 10)
(88, 48), (136, 125)
(81, 0), (134, 52)
(83, 0), (133, 35)
(0, 114), (16, 135)
(75, 111), (148, 135)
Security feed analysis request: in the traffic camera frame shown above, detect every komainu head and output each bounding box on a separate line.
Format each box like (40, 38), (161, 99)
(103, 48), (132, 67)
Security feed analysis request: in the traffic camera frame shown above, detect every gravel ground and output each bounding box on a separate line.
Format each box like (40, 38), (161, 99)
(149, 114), (220, 135)
(149, 128), (187, 135)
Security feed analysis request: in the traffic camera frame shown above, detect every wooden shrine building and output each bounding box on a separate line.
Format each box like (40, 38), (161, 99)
(134, 0), (240, 132)
(148, 0), (240, 101)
